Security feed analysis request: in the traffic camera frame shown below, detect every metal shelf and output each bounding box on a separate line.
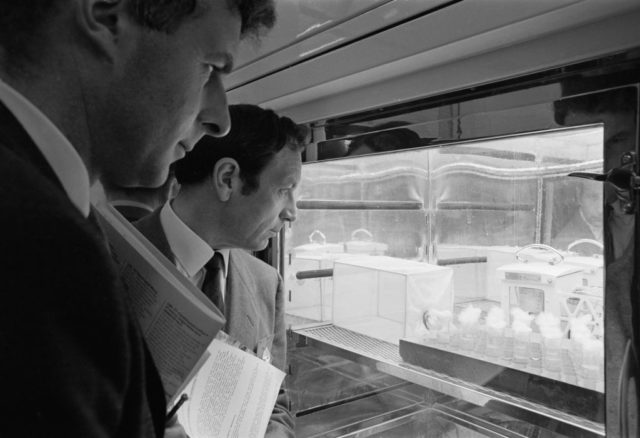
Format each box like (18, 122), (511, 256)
(297, 199), (424, 210)
(291, 323), (604, 438)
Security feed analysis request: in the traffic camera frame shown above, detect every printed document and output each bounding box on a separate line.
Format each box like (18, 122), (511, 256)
(178, 333), (286, 438)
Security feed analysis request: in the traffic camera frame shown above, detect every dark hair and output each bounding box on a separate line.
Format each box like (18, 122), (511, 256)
(0, 0), (275, 66)
(175, 104), (308, 194)
(348, 122), (421, 156)
(127, 0), (276, 37)
(0, 1), (57, 67)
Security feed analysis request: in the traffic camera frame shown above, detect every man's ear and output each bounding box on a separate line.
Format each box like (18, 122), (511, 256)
(77, 0), (125, 61)
(212, 158), (241, 202)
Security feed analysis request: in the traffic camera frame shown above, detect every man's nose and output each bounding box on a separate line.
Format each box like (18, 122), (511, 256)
(281, 196), (297, 223)
(200, 84), (231, 138)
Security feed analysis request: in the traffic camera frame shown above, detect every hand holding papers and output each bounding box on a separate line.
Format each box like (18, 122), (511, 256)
(178, 333), (286, 438)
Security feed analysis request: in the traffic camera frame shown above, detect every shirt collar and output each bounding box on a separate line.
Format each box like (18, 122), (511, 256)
(159, 201), (229, 278)
(0, 79), (90, 217)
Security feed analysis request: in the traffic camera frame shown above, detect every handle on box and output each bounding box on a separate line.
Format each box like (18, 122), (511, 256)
(295, 269), (334, 280)
(308, 230), (327, 245)
(515, 244), (564, 265)
(350, 228), (373, 241)
(567, 238), (604, 253)
(422, 310), (431, 330)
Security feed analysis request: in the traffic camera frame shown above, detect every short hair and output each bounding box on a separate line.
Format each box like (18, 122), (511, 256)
(348, 122), (421, 155)
(0, 0), (275, 67)
(175, 104), (308, 194)
(127, 0), (276, 37)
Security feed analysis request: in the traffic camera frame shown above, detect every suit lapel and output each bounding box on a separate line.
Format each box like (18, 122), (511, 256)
(226, 250), (261, 347)
(0, 101), (63, 191)
(0, 101), (96, 244)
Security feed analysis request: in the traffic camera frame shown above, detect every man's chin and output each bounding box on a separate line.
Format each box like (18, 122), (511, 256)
(133, 168), (170, 189)
(253, 240), (270, 252)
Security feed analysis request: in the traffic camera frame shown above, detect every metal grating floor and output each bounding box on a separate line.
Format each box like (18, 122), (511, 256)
(296, 324), (402, 363)
(292, 323), (605, 437)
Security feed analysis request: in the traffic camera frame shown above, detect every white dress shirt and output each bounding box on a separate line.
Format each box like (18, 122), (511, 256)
(0, 79), (90, 217)
(159, 201), (229, 301)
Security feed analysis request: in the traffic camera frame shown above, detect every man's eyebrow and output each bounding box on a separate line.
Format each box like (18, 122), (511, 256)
(284, 176), (299, 187)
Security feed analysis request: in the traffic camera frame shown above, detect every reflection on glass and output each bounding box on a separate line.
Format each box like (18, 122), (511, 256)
(234, 0), (391, 68)
(286, 125), (605, 405)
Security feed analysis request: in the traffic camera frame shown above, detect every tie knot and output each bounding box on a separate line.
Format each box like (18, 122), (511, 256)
(206, 251), (224, 272)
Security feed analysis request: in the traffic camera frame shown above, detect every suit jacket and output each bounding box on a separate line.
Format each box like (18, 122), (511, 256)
(0, 103), (166, 437)
(135, 209), (294, 437)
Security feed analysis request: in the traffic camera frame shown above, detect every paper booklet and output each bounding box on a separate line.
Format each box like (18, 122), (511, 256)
(177, 332), (286, 438)
(94, 203), (225, 405)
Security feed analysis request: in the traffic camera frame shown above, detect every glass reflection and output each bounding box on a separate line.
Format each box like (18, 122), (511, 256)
(286, 125), (605, 416)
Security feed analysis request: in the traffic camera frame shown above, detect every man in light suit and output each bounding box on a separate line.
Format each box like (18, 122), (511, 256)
(0, 2), (275, 437)
(135, 104), (308, 437)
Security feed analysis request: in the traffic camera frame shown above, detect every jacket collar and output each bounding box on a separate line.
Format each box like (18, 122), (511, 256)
(0, 79), (90, 216)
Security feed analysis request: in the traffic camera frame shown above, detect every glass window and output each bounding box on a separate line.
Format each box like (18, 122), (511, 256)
(285, 59), (639, 433)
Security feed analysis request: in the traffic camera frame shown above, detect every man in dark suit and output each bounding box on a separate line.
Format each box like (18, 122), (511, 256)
(0, 2), (275, 437)
(135, 104), (308, 437)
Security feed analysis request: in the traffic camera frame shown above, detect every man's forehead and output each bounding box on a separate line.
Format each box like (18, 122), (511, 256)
(196, 0), (242, 66)
(265, 150), (302, 180)
(200, 0), (243, 28)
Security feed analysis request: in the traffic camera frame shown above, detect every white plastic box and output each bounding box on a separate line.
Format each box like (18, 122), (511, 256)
(332, 256), (454, 344)
(564, 254), (604, 292)
(286, 229), (389, 322)
(497, 261), (586, 332)
(437, 245), (488, 301)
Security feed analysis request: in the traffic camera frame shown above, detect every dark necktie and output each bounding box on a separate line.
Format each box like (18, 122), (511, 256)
(202, 251), (225, 315)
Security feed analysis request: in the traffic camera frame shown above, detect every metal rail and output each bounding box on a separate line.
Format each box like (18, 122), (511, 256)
(296, 199), (424, 210)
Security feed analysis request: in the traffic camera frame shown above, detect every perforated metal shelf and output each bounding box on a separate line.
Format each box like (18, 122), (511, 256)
(292, 323), (604, 438)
